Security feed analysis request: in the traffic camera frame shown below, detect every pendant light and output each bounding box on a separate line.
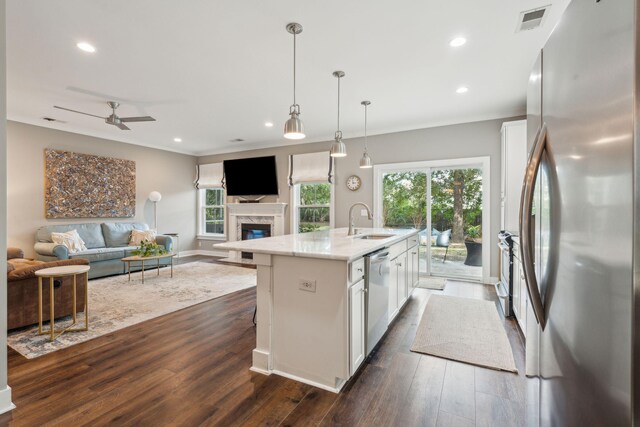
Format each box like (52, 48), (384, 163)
(359, 100), (373, 168)
(283, 23), (305, 140)
(330, 71), (347, 157)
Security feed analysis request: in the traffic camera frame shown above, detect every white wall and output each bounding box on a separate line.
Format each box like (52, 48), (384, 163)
(199, 116), (523, 278)
(7, 121), (198, 257)
(0, 0), (14, 413)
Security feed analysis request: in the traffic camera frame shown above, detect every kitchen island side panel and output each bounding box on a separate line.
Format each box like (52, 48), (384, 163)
(271, 255), (350, 389)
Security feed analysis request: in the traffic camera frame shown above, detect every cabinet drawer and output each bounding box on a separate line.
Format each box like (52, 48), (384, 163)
(349, 258), (365, 284)
(407, 235), (419, 249)
(389, 241), (406, 260)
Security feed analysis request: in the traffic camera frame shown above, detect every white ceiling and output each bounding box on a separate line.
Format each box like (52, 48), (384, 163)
(7, 0), (569, 156)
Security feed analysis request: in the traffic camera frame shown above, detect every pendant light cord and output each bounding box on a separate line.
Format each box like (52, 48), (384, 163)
(337, 76), (341, 132)
(364, 103), (368, 153)
(293, 31), (296, 106)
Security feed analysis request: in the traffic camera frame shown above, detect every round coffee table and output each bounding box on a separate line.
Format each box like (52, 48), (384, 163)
(121, 253), (176, 284)
(35, 265), (90, 342)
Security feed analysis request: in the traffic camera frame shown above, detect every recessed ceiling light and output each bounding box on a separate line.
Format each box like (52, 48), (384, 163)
(449, 37), (467, 47)
(76, 42), (96, 53)
(456, 86), (469, 94)
(173, 137), (182, 143)
(264, 122), (274, 128)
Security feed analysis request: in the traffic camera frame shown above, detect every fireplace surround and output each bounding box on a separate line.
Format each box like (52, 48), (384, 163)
(224, 202), (287, 263)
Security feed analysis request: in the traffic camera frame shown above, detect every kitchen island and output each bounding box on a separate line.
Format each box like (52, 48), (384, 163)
(215, 227), (419, 392)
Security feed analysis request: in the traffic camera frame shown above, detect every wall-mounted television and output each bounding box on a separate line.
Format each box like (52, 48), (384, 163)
(223, 155), (279, 196)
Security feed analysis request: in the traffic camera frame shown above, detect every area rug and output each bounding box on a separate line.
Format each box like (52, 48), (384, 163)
(415, 277), (447, 290)
(411, 295), (518, 372)
(8, 262), (256, 359)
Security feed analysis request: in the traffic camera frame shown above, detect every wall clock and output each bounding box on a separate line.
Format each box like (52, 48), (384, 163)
(346, 175), (362, 191)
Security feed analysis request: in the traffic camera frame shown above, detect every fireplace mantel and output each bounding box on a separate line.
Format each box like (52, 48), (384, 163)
(227, 202), (288, 217)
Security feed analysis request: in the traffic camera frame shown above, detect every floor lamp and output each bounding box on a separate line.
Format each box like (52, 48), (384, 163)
(148, 191), (162, 231)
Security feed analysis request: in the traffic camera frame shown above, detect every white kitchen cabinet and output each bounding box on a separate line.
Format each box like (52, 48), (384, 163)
(349, 278), (366, 375)
(389, 257), (399, 322)
(512, 254), (522, 322)
(511, 240), (528, 334)
(519, 262), (527, 336)
(501, 120), (528, 233)
(409, 245), (419, 291)
(397, 252), (408, 308)
(390, 251), (409, 324)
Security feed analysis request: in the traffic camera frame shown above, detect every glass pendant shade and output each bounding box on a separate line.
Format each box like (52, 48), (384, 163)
(359, 152), (372, 168)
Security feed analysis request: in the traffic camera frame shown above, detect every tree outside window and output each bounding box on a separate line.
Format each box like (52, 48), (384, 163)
(297, 183), (331, 233)
(202, 188), (225, 235)
(382, 169), (482, 243)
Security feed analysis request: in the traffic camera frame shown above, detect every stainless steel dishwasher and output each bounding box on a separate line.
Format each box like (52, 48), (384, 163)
(364, 249), (390, 356)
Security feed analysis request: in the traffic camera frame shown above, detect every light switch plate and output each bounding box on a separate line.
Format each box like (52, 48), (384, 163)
(299, 279), (316, 293)
(361, 209), (368, 217)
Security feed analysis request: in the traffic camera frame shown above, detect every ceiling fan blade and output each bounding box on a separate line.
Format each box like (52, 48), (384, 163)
(116, 122), (131, 130)
(120, 116), (156, 123)
(54, 106), (105, 119)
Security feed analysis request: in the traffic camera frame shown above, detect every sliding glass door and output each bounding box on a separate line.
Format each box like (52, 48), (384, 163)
(427, 168), (483, 281)
(376, 159), (487, 283)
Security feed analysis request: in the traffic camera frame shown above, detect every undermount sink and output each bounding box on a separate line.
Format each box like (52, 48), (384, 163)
(357, 234), (394, 240)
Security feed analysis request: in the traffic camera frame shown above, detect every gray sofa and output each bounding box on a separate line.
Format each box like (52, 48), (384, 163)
(34, 222), (174, 279)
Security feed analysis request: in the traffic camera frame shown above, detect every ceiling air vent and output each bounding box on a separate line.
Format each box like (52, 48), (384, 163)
(516, 5), (550, 32)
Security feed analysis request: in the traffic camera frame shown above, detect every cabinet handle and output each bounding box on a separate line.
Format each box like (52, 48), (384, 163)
(412, 252), (417, 255)
(357, 267), (363, 272)
(397, 262), (403, 267)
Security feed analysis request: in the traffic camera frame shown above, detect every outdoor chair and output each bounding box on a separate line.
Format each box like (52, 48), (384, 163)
(435, 229), (451, 263)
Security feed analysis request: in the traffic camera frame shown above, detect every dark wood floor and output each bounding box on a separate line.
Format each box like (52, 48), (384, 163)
(0, 256), (526, 426)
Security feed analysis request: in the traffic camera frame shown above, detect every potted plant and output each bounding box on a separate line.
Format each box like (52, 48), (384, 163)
(464, 225), (482, 266)
(131, 240), (168, 257)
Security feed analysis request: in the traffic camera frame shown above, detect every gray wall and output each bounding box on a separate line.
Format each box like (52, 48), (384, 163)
(200, 116), (523, 278)
(7, 121), (198, 257)
(0, 0), (11, 411)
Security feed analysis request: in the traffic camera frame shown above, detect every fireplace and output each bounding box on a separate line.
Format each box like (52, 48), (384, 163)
(241, 223), (271, 259)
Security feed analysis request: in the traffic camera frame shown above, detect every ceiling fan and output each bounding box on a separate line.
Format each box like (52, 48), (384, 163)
(54, 101), (156, 130)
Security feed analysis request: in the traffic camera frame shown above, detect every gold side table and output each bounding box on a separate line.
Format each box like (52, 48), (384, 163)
(121, 253), (176, 284)
(35, 265), (90, 342)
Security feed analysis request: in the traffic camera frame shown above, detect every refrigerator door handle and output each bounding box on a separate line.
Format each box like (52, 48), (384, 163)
(519, 123), (547, 330)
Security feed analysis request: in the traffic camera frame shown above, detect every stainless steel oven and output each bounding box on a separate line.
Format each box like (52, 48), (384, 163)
(496, 231), (514, 317)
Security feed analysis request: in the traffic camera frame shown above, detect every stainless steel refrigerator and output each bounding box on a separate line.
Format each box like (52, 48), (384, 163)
(520, 0), (638, 425)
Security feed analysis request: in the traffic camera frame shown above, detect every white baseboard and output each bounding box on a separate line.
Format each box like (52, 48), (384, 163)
(0, 386), (15, 414)
(271, 370), (345, 394)
(179, 249), (229, 258)
(252, 349), (270, 373)
(484, 276), (499, 285)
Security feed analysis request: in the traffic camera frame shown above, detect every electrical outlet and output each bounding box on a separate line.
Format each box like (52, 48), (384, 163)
(361, 209), (368, 217)
(299, 279), (316, 293)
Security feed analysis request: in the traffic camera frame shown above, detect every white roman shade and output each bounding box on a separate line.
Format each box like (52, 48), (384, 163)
(194, 162), (224, 189)
(288, 151), (334, 186)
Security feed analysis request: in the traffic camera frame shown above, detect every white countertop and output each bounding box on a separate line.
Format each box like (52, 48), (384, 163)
(214, 227), (418, 261)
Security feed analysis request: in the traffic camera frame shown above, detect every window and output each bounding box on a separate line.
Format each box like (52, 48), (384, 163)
(198, 188), (225, 237)
(292, 182), (334, 233)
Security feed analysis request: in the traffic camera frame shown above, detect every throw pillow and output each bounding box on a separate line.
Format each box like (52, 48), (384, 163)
(129, 229), (157, 246)
(51, 230), (87, 253)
